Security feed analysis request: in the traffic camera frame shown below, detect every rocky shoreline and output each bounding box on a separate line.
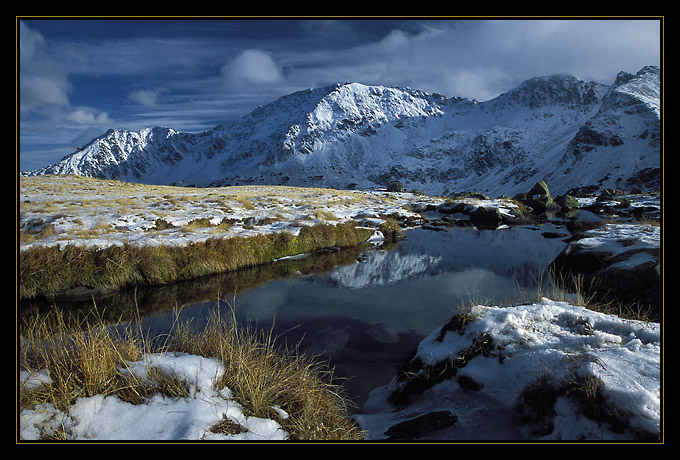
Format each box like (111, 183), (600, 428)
(396, 179), (661, 318)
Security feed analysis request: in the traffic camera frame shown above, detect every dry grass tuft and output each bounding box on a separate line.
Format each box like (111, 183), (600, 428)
(19, 305), (363, 441)
(168, 308), (364, 440)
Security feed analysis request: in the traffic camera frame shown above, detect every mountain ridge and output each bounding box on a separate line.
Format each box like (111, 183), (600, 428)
(22, 65), (661, 197)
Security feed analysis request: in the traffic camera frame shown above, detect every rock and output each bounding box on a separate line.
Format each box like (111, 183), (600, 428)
(554, 194), (580, 212)
(378, 219), (405, 241)
(452, 191), (491, 200)
(541, 231), (569, 239)
(513, 180), (561, 214)
(549, 232), (660, 318)
(527, 180), (551, 199)
(470, 206), (503, 229)
(436, 201), (469, 214)
(387, 180), (405, 192)
(596, 188), (626, 202)
(385, 411), (458, 440)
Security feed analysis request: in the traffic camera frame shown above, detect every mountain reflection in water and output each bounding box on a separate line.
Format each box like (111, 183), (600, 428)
(139, 224), (570, 411)
(22, 223), (570, 412)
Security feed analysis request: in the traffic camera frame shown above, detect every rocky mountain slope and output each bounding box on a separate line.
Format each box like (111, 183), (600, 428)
(22, 66), (660, 197)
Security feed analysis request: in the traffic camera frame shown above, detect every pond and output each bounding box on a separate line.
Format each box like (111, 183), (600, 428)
(132, 221), (573, 412)
(21, 214), (584, 413)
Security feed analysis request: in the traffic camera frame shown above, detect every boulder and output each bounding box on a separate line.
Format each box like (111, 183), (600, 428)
(513, 180), (561, 214)
(470, 206), (503, 229)
(527, 180), (551, 199)
(550, 236), (660, 318)
(387, 180), (405, 193)
(452, 191), (491, 200)
(554, 194), (580, 212)
(596, 188), (626, 203)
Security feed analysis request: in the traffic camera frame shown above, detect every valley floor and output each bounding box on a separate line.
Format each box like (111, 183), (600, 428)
(17, 175), (662, 442)
(19, 175), (448, 251)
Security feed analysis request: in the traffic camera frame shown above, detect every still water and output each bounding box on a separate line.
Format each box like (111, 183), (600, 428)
(135, 222), (571, 410)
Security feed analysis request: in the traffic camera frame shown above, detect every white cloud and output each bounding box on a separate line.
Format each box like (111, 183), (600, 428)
(19, 21), (73, 112)
(63, 107), (114, 126)
(221, 49), (285, 87)
(128, 88), (168, 106)
(20, 74), (71, 112)
(285, 19), (660, 101)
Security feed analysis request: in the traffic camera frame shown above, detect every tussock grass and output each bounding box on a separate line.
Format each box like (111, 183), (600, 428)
(19, 305), (363, 440)
(19, 308), (152, 414)
(169, 308), (363, 440)
(20, 221), (373, 300)
(545, 267), (655, 322)
(515, 355), (634, 438)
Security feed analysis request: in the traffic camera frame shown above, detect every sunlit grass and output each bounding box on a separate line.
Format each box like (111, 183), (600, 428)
(19, 305), (364, 440)
(19, 221), (374, 299)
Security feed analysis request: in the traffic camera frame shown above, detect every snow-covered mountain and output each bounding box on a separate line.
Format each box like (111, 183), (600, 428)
(22, 66), (661, 197)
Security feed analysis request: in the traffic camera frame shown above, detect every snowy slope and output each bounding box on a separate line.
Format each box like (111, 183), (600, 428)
(23, 66), (661, 197)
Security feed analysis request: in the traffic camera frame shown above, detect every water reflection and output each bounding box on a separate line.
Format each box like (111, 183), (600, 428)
(233, 226), (564, 334)
(21, 222), (571, 412)
(137, 224), (569, 410)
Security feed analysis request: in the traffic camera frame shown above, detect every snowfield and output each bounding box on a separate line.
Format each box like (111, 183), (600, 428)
(19, 175), (448, 251)
(357, 299), (660, 441)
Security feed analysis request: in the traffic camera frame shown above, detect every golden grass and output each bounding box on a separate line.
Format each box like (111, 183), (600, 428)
(169, 308), (363, 440)
(19, 305), (364, 441)
(20, 175), (424, 252)
(19, 221), (374, 299)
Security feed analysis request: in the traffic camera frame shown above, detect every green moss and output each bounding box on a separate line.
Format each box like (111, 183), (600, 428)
(377, 217), (404, 242)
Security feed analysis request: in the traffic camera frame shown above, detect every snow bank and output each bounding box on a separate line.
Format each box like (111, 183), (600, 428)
(20, 353), (288, 441)
(356, 299), (660, 441)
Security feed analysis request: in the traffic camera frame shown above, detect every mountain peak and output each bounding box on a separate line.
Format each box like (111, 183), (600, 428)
(23, 66), (660, 196)
(604, 65), (660, 117)
(493, 73), (606, 108)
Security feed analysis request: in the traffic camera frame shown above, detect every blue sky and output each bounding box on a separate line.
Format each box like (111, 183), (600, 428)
(18, 17), (661, 171)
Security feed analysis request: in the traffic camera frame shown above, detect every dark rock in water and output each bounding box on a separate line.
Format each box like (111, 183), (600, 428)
(551, 243), (615, 277)
(588, 250), (660, 314)
(385, 411), (458, 440)
(541, 231), (569, 239)
(470, 206), (503, 229)
(554, 194), (580, 212)
(437, 201), (469, 214)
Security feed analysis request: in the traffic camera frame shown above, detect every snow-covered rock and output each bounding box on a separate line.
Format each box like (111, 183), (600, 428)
(355, 299), (661, 441)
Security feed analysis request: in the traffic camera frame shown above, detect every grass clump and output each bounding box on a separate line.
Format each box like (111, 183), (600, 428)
(514, 356), (636, 439)
(19, 306), (363, 441)
(169, 308), (363, 440)
(19, 308), (152, 414)
(20, 221), (373, 300)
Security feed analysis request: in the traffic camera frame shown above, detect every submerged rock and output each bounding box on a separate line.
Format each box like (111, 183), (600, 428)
(385, 411), (459, 440)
